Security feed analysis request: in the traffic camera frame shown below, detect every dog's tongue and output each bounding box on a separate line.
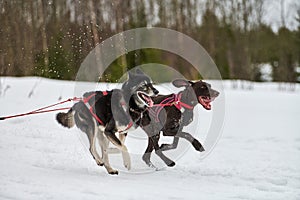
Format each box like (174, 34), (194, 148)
(143, 94), (153, 107)
(206, 103), (211, 110)
(139, 92), (153, 107)
(198, 96), (211, 110)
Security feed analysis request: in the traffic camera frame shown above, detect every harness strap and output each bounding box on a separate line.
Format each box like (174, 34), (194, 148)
(148, 93), (194, 122)
(82, 88), (201, 133)
(151, 93), (194, 110)
(83, 93), (96, 103)
(82, 91), (133, 133)
(173, 93), (194, 110)
(82, 92), (106, 126)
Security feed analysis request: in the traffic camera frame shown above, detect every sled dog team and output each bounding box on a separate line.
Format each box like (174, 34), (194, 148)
(57, 69), (219, 174)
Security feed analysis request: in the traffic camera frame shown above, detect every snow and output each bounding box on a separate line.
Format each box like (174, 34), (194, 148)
(0, 77), (300, 200)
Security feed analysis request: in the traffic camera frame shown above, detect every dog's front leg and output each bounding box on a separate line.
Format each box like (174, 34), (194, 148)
(104, 120), (125, 151)
(119, 133), (131, 170)
(142, 137), (155, 168)
(176, 131), (205, 152)
(150, 135), (176, 167)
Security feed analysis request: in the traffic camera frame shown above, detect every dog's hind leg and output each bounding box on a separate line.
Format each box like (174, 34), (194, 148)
(119, 133), (131, 170)
(176, 131), (205, 152)
(142, 137), (155, 168)
(153, 136), (175, 167)
(87, 122), (104, 166)
(97, 130), (118, 175)
(151, 135), (176, 167)
(74, 110), (104, 166)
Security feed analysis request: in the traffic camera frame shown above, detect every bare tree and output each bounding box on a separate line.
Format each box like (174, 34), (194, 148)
(38, 0), (49, 69)
(280, 0), (286, 27)
(88, 0), (100, 46)
(253, 0), (265, 26)
(113, 0), (128, 74)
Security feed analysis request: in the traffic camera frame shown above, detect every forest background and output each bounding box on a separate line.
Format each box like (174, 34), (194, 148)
(0, 0), (299, 83)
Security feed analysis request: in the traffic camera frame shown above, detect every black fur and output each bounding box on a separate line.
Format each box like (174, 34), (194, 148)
(129, 79), (219, 167)
(56, 69), (158, 174)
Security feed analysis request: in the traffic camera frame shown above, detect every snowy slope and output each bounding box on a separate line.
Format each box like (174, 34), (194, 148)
(0, 77), (299, 200)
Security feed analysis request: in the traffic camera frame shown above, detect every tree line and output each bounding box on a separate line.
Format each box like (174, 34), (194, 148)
(0, 0), (299, 82)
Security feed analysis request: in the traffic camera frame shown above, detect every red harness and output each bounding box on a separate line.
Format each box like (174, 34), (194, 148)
(82, 91), (133, 132)
(148, 93), (194, 122)
(83, 92), (193, 130)
(82, 92), (105, 126)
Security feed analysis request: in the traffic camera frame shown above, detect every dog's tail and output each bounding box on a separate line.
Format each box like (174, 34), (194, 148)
(56, 109), (74, 128)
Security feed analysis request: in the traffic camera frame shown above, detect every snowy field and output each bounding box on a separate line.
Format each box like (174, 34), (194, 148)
(0, 77), (299, 200)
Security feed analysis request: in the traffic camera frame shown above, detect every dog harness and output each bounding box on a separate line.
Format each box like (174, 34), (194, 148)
(82, 91), (133, 132)
(148, 93), (194, 122)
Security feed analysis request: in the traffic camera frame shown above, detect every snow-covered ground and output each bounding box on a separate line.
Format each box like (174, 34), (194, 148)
(0, 77), (299, 200)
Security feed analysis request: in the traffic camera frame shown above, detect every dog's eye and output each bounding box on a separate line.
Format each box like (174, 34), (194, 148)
(143, 82), (152, 87)
(201, 85), (206, 89)
(140, 83), (147, 88)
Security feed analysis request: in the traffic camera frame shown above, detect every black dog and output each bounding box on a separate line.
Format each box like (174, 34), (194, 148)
(56, 69), (158, 174)
(129, 79), (219, 167)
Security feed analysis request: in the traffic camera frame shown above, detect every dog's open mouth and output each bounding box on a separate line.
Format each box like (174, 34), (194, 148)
(137, 91), (153, 107)
(198, 96), (215, 110)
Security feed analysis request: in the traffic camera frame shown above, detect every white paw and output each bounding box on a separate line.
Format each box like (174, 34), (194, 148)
(108, 169), (119, 175)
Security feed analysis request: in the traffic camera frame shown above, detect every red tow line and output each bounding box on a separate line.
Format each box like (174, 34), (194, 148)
(0, 93), (134, 133)
(0, 97), (81, 121)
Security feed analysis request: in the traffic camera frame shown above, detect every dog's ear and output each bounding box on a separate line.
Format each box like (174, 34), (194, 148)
(135, 68), (144, 75)
(128, 70), (135, 79)
(172, 79), (191, 88)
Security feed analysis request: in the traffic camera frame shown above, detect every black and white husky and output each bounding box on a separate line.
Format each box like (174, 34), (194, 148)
(56, 69), (158, 174)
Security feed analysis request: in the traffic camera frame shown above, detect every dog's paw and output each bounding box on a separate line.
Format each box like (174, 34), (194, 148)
(167, 161), (176, 167)
(124, 163), (131, 170)
(142, 156), (154, 168)
(96, 160), (104, 166)
(108, 169), (119, 175)
(199, 146), (205, 152)
(142, 154), (150, 163)
(147, 161), (157, 170)
(192, 140), (205, 152)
